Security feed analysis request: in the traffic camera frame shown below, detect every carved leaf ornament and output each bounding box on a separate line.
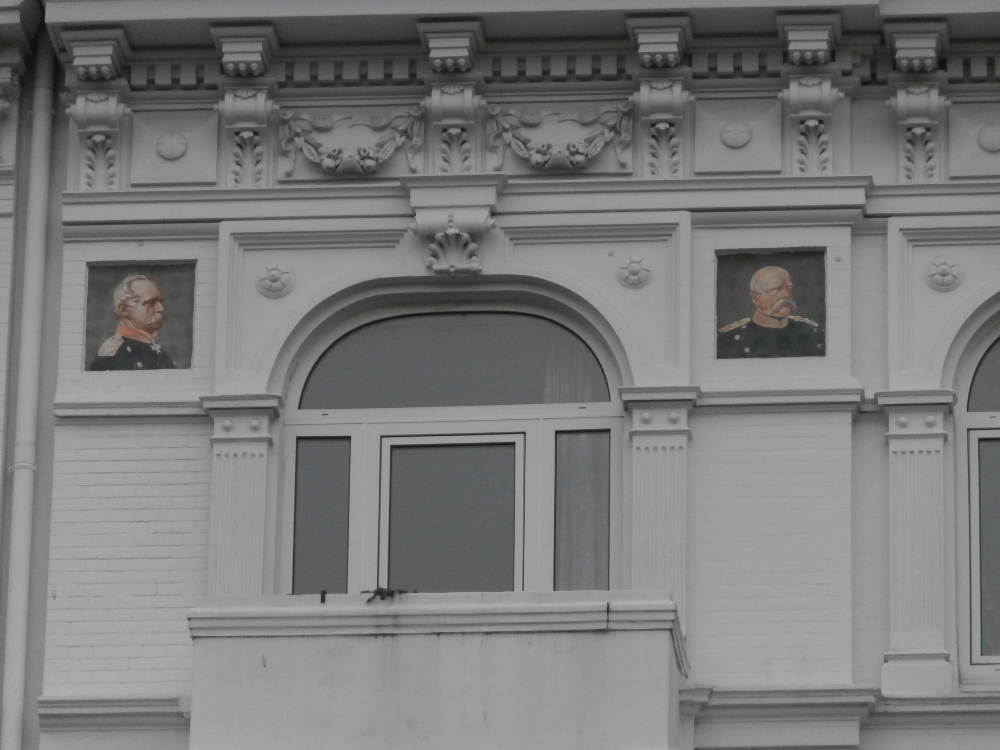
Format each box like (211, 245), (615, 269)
(278, 104), (425, 177)
(485, 100), (633, 171)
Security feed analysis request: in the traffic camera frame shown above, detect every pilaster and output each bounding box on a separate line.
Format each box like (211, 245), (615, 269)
(877, 390), (955, 696)
(202, 395), (282, 597)
(620, 386), (699, 629)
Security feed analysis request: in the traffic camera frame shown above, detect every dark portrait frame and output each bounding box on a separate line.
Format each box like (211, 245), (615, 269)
(85, 262), (196, 370)
(716, 249), (826, 360)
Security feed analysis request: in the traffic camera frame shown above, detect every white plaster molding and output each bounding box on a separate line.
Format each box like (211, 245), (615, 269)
(210, 25), (278, 78)
(626, 16), (692, 70)
(868, 695), (1000, 727)
(52, 400), (207, 419)
(61, 28), (130, 83)
(885, 21), (949, 74)
(217, 89), (275, 188)
(887, 83), (949, 183)
(636, 78), (692, 179)
(776, 13), (841, 67)
(418, 21), (484, 75)
(38, 696), (190, 731)
(696, 388), (863, 411)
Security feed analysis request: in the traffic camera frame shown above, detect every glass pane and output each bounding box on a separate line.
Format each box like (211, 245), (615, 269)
(969, 338), (1000, 411)
(301, 313), (609, 408)
(388, 443), (515, 592)
(980, 439), (1000, 655)
(293, 438), (350, 594)
(554, 431), (610, 591)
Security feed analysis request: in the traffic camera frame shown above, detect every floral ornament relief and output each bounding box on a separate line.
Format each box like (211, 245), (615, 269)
(256, 262), (296, 298)
(617, 258), (652, 288)
(278, 104), (425, 177)
(485, 100), (633, 171)
(924, 257), (962, 293)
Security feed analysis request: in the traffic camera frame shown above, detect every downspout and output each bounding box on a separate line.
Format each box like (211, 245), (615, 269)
(1, 34), (54, 750)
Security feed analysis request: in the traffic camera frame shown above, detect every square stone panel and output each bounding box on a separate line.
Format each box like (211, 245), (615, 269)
(949, 103), (1000, 178)
(130, 109), (219, 186)
(694, 98), (783, 175)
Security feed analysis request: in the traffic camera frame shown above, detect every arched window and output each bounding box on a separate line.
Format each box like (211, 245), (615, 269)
(967, 337), (1000, 662)
(283, 312), (622, 596)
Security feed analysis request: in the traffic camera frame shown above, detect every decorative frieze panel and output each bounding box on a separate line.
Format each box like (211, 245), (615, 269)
(67, 91), (129, 191)
(484, 100), (633, 172)
(130, 109), (219, 186)
(694, 97), (782, 174)
(278, 103), (425, 179)
(948, 103), (1000, 178)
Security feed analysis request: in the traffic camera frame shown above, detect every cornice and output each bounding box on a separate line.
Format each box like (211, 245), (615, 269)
(698, 686), (880, 722)
(37, 696), (190, 731)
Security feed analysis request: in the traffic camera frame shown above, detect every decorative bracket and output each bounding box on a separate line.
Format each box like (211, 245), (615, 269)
(885, 21), (949, 74)
(418, 21), (484, 74)
(403, 175), (505, 276)
(626, 17), (692, 69)
(780, 74), (843, 175)
(776, 13), (841, 66)
(210, 26), (279, 78)
(887, 83), (948, 183)
(636, 79), (691, 179)
(62, 29), (131, 84)
(428, 84), (481, 173)
(67, 91), (129, 191)
(217, 87), (276, 188)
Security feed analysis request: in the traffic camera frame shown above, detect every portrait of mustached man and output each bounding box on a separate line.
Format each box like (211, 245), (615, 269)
(90, 274), (176, 371)
(717, 265), (825, 359)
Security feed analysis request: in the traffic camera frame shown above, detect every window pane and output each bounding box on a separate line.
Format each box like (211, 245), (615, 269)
(388, 444), (515, 592)
(293, 438), (350, 594)
(969, 338), (1000, 411)
(554, 431), (610, 591)
(980, 439), (1000, 655)
(300, 313), (610, 408)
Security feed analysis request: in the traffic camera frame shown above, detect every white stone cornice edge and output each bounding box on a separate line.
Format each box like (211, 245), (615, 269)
(869, 694), (1000, 727)
(189, 591), (689, 675)
(695, 387), (864, 412)
(37, 696), (190, 731)
(53, 399), (207, 420)
(696, 686), (879, 721)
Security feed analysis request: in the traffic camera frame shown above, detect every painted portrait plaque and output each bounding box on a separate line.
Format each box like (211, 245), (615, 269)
(716, 250), (826, 359)
(85, 263), (196, 370)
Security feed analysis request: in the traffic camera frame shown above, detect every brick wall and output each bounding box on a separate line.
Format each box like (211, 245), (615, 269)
(44, 421), (211, 696)
(686, 410), (854, 685)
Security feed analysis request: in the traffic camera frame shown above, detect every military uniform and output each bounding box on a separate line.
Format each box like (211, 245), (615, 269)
(717, 315), (824, 359)
(90, 335), (176, 371)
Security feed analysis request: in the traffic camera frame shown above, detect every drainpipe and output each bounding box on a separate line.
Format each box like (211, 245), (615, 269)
(1, 34), (54, 750)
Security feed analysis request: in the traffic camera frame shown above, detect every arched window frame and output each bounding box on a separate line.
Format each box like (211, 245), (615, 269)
(278, 302), (626, 596)
(956, 328), (1000, 687)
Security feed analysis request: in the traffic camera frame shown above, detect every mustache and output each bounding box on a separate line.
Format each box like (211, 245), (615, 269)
(774, 299), (796, 311)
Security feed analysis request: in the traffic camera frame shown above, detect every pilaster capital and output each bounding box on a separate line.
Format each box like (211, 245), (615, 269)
(887, 82), (949, 125)
(776, 13), (841, 67)
(626, 16), (692, 70)
(429, 83), (481, 125)
(201, 394), (282, 442)
(884, 21), (949, 74)
(62, 28), (130, 84)
(66, 91), (129, 133)
(418, 21), (484, 75)
(781, 74), (843, 118)
(210, 25), (279, 78)
(877, 390), (954, 439)
(620, 386), (699, 436)
(216, 86), (277, 130)
(636, 78), (692, 122)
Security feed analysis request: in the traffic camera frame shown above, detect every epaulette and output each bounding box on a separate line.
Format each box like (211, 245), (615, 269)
(97, 335), (123, 357)
(789, 315), (818, 327)
(718, 317), (750, 333)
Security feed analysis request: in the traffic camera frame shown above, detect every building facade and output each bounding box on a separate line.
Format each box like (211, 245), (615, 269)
(1, 1), (999, 748)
